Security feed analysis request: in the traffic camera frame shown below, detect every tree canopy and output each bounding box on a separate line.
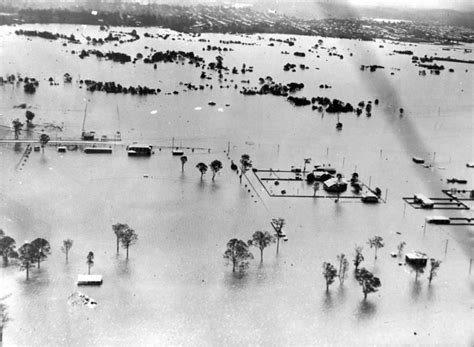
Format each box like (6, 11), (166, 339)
(30, 238), (51, 269)
(112, 223), (129, 254)
(355, 268), (381, 299)
(119, 227), (138, 259)
(0, 235), (17, 264)
(209, 160), (223, 181)
(196, 162), (208, 180)
(224, 238), (253, 275)
(18, 243), (36, 280)
(248, 231), (275, 263)
(323, 262), (338, 292)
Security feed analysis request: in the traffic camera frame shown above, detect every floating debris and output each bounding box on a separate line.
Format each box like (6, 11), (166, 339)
(68, 291), (97, 308)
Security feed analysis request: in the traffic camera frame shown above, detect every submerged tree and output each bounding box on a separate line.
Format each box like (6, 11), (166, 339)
(112, 223), (128, 255)
(180, 155), (187, 172)
(0, 236), (17, 265)
(397, 241), (406, 257)
(322, 262), (338, 292)
(12, 119), (23, 139)
(353, 245), (364, 271)
(337, 253), (349, 285)
(25, 110), (35, 127)
(355, 268), (381, 300)
(18, 243), (36, 280)
(119, 227), (138, 259)
(248, 231), (275, 263)
(223, 239), (253, 275)
(409, 259), (427, 282)
(428, 259), (441, 285)
(30, 238), (51, 269)
(39, 133), (50, 153)
(86, 251), (94, 275)
(61, 239), (74, 263)
(240, 154), (252, 173)
(367, 236), (384, 260)
(196, 162), (208, 180)
(209, 160), (223, 181)
(271, 218), (285, 254)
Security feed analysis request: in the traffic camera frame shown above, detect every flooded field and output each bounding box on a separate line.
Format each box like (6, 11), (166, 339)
(0, 24), (473, 345)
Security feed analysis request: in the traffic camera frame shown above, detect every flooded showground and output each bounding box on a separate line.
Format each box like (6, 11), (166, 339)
(0, 23), (473, 345)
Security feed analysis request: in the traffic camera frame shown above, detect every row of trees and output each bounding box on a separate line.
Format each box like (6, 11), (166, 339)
(0, 222), (138, 280)
(223, 219), (285, 275)
(323, 236), (442, 300)
(322, 256), (381, 300)
(195, 160), (223, 181)
(0, 230), (52, 280)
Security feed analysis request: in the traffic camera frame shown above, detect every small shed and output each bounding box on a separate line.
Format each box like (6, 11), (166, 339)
(77, 275), (103, 285)
(323, 178), (348, 193)
(405, 252), (428, 266)
(425, 216), (450, 225)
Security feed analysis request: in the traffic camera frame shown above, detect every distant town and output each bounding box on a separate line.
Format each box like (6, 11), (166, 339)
(0, 3), (473, 44)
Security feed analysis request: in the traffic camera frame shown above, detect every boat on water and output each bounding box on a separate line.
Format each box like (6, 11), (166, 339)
(412, 157), (425, 164)
(84, 147), (112, 154)
(127, 144), (153, 156)
(466, 163), (474, 168)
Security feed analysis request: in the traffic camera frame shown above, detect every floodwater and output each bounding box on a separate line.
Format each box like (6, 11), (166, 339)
(0, 24), (473, 345)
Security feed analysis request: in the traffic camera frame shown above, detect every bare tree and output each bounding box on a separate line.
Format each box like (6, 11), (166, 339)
(337, 253), (349, 285)
(353, 245), (364, 270)
(397, 241), (406, 257)
(428, 259), (441, 285)
(322, 262), (338, 292)
(61, 239), (73, 263)
(367, 236), (384, 260)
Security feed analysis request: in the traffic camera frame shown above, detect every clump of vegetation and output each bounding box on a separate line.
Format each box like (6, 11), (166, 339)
(367, 236), (384, 260)
(355, 268), (381, 300)
(224, 239), (253, 275)
(248, 231), (275, 263)
(322, 262), (338, 292)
